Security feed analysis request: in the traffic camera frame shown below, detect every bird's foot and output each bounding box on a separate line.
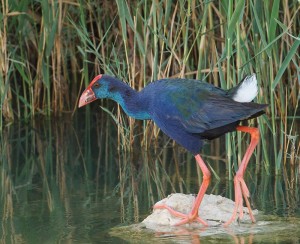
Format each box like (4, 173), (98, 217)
(153, 203), (208, 226)
(223, 175), (256, 227)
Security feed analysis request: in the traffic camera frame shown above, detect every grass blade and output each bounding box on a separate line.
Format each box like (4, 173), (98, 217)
(271, 34), (300, 90)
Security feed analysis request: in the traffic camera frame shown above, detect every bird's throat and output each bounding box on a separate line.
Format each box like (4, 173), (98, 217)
(110, 87), (151, 120)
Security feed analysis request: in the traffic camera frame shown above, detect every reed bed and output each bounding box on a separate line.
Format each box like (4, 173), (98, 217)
(0, 3), (299, 241)
(0, 0), (299, 175)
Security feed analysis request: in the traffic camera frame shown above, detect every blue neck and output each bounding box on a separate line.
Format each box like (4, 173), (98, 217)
(107, 81), (151, 120)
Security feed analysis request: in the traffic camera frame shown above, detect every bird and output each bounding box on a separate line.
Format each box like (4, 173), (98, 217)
(78, 74), (267, 226)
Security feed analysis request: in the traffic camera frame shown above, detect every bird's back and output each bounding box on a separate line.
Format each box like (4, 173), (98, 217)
(141, 77), (267, 154)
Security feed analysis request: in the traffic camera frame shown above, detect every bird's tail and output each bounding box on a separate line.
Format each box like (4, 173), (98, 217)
(228, 74), (258, 103)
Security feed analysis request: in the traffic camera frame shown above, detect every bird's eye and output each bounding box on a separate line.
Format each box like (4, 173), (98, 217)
(93, 83), (100, 89)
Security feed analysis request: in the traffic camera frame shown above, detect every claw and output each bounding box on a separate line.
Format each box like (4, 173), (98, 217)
(152, 154), (211, 227)
(153, 203), (208, 226)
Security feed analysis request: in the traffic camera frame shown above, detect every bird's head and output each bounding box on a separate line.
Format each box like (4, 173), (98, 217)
(78, 74), (111, 108)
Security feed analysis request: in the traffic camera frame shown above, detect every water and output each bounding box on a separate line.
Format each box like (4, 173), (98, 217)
(1, 114), (299, 243)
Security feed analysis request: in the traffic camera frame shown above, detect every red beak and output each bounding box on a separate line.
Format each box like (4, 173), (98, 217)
(78, 87), (97, 108)
(78, 74), (102, 108)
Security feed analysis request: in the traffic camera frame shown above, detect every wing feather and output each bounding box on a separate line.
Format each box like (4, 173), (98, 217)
(150, 80), (265, 134)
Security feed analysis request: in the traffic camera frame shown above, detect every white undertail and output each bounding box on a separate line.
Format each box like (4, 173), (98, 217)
(233, 74), (258, 103)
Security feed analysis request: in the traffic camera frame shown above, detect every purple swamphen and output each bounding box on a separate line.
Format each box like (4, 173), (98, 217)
(78, 74), (267, 226)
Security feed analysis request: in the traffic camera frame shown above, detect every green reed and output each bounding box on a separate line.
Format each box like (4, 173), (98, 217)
(0, 0), (299, 175)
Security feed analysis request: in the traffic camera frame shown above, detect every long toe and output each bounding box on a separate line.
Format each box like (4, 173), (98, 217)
(153, 203), (208, 226)
(223, 176), (256, 227)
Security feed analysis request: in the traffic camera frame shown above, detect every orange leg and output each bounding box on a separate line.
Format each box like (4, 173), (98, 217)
(224, 126), (259, 227)
(154, 154), (211, 226)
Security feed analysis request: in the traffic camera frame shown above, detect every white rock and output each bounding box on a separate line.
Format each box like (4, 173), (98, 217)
(142, 193), (258, 230)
